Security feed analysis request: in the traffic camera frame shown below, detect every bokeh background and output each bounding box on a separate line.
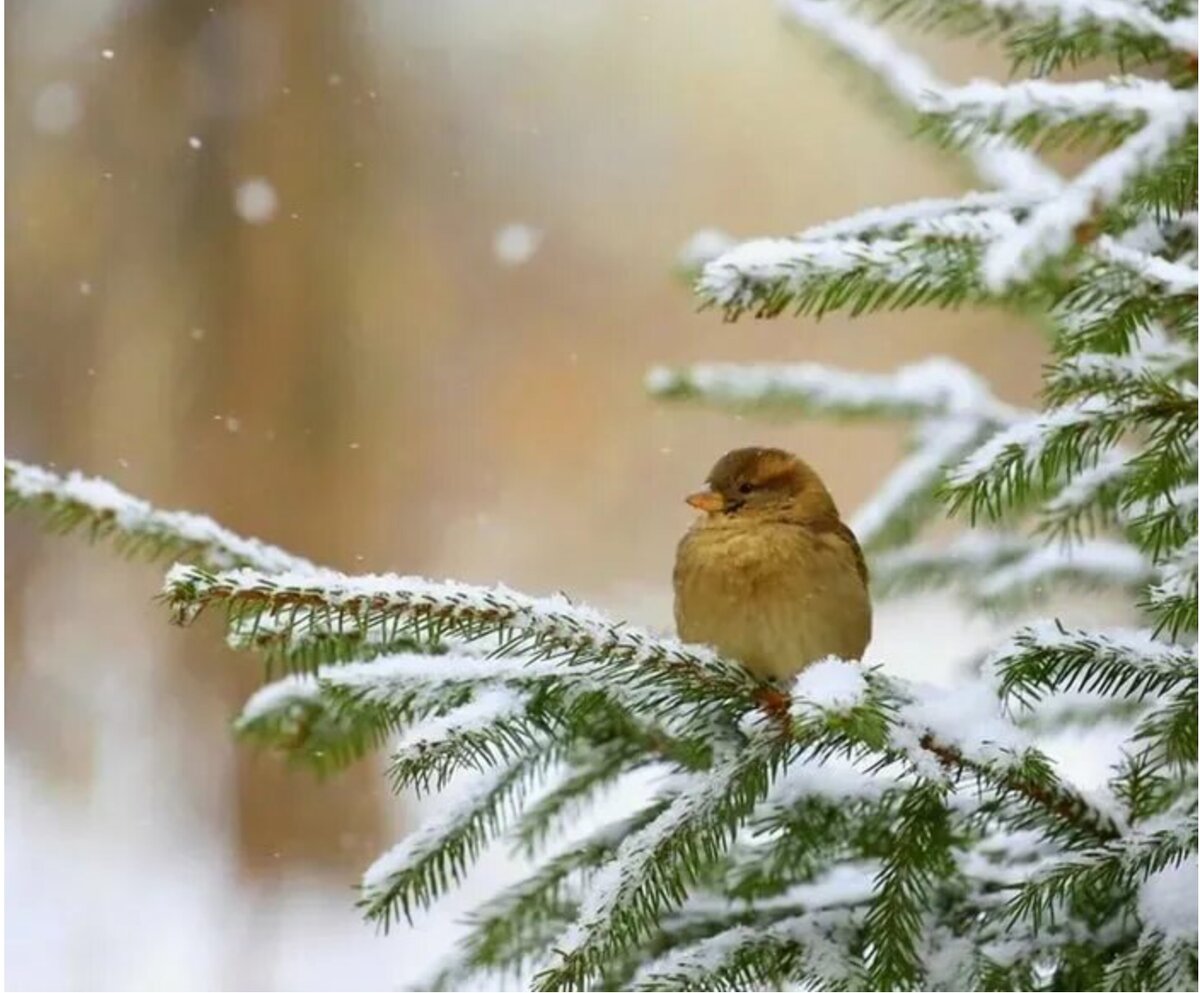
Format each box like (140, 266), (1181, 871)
(6, 2), (1115, 989)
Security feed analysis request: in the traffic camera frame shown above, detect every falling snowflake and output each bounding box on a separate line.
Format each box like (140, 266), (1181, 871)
(492, 224), (542, 266)
(32, 82), (83, 135)
(234, 178), (278, 225)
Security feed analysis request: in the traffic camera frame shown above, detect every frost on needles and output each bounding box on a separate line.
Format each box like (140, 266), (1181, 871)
(6, 0), (1198, 988)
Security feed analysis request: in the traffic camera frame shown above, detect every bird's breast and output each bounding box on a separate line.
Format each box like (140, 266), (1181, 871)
(673, 520), (871, 680)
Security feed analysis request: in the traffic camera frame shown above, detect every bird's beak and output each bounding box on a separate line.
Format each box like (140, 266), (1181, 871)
(686, 490), (726, 513)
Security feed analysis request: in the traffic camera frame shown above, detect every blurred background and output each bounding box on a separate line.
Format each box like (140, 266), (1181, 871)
(6, 1), (1116, 989)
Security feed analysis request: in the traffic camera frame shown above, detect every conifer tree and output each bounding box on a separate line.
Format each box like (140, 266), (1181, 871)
(7, 0), (1197, 989)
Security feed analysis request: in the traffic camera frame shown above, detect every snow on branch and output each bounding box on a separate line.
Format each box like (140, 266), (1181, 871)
(629, 906), (856, 991)
(780, 0), (1060, 194)
(5, 458), (312, 573)
(851, 418), (993, 550)
(873, 531), (1153, 604)
(974, 0), (1199, 54)
(360, 754), (544, 929)
(988, 620), (1197, 708)
(698, 234), (990, 319)
(162, 564), (761, 718)
(983, 109), (1196, 290)
(533, 737), (784, 991)
(920, 77), (1196, 147)
(1144, 536), (1199, 638)
(943, 399), (1161, 520)
(646, 356), (1020, 422)
(1090, 235), (1200, 296)
(796, 190), (1039, 242)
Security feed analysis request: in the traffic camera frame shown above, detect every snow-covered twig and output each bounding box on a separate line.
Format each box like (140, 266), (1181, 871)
(646, 356), (1020, 422)
(5, 458), (312, 573)
(921, 77), (1196, 130)
(975, 0), (1198, 54)
(983, 110), (1196, 289)
(780, 0), (1060, 194)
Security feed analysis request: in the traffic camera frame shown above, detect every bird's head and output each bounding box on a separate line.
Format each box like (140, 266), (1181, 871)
(685, 447), (839, 520)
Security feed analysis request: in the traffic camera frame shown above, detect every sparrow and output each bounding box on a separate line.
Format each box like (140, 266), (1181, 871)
(673, 447), (871, 681)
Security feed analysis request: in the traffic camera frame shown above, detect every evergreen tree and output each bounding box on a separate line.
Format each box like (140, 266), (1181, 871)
(7, 0), (1197, 989)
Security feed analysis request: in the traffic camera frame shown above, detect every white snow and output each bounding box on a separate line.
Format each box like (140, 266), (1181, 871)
(797, 190), (1038, 242)
(792, 658), (868, 711)
(393, 686), (527, 755)
(762, 752), (897, 812)
(699, 235), (950, 309)
(238, 673), (321, 724)
(1146, 537), (1198, 608)
(994, 620), (1193, 671)
(895, 679), (1032, 769)
(1091, 235), (1200, 295)
(234, 177), (279, 225)
(1138, 855), (1198, 942)
(322, 650), (566, 702)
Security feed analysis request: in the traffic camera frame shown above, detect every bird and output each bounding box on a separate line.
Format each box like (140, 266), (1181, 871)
(673, 446), (871, 681)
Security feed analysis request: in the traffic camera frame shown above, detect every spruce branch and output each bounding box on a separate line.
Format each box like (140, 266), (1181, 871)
(532, 737), (787, 992)
(845, 0), (1198, 74)
(918, 77), (1197, 151)
(5, 458), (311, 573)
(645, 356), (1019, 422)
(990, 620), (1197, 709)
(160, 564), (761, 725)
(359, 752), (549, 929)
(446, 798), (673, 985)
(982, 109), (1197, 290)
(780, 0), (1061, 194)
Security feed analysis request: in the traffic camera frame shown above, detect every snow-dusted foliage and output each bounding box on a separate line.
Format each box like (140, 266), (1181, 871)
(6, 0), (1196, 990)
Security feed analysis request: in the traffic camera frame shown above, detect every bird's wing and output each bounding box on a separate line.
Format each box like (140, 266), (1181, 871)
(810, 517), (870, 586)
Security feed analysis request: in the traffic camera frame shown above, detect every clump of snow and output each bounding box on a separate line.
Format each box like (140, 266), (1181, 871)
(239, 674), (320, 724)
(32, 81), (83, 135)
(1139, 856), (1198, 942)
(793, 658), (867, 712)
(492, 224), (541, 266)
(897, 679), (1030, 769)
(234, 177), (279, 225)
(677, 228), (735, 270)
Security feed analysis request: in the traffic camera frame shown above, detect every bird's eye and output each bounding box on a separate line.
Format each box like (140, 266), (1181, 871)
(738, 482), (753, 494)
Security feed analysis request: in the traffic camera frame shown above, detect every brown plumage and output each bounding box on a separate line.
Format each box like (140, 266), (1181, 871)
(673, 447), (872, 681)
